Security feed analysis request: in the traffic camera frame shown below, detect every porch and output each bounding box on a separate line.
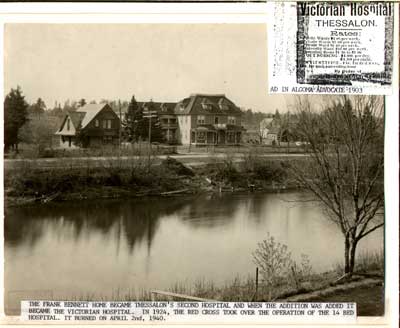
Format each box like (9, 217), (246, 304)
(190, 126), (243, 146)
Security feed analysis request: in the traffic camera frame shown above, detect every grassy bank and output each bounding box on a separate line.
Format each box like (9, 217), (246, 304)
(5, 155), (299, 206)
(5, 157), (200, 206)
(15, 251), (382, 317)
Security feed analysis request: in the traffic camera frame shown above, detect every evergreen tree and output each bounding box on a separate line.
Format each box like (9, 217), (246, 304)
(123, 95), (146, 142)
(274, 109), (281, 121)
(78, 98), (87, 107)
(30, 97), (46, 119)
(4, 87), (29, 152)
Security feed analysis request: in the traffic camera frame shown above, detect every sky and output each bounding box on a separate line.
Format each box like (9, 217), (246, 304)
(5, 24), (289, 113)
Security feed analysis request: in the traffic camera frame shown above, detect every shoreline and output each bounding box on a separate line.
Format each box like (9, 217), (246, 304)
(5, 185), (298, 208)
(5, 156), (299, 208)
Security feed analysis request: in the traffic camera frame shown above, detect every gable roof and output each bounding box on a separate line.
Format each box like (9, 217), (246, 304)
(174, 94), (242, 116)
(57, 103), (115, 134)
(78, 103), (112, 129)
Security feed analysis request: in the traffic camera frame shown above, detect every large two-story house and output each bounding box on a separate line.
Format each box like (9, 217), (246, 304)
(174, 94), (244, 146)
(55, 103), (120, 148)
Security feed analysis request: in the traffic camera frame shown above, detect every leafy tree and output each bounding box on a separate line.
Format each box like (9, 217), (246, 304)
(123, 95), (146, 142)
(287, 95), (384, 276)
(19, 113), (59, 153)
(4, 87), (29, 152)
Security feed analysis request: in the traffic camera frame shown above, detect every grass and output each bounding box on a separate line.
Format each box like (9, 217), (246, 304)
(333, 250), (384, 276)
(306, 284), (384, 316)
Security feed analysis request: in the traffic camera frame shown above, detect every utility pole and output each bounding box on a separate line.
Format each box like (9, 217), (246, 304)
(143, 107), (157, 171)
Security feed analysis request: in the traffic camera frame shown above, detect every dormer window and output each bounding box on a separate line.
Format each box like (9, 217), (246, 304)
(218, 98), (229, 111)
(95, 119), (99, 127)
(201, 98), (213, 110)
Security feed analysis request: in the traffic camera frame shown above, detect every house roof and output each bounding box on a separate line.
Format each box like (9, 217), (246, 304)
(77, 103), (111, 129)
(68, 111), (86, 129)
(143, 102), (177, 115)
(118, 101), (177, 115)
(260, 118), (274, 128)
(174, 94), (242, 116)
(57, 103), (114, 134)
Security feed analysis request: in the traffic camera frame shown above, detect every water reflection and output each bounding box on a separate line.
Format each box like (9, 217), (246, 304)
(5, 192), (383, 314)
(6, 197), (192, 254)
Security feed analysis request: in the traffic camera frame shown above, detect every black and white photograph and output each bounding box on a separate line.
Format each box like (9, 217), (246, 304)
(1, 17), (395, 325)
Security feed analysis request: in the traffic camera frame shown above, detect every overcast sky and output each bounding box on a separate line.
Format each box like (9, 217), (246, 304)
(5, 24), (289, 113)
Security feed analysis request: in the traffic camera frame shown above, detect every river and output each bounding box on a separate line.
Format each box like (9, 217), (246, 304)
(5, 192), (383, 314)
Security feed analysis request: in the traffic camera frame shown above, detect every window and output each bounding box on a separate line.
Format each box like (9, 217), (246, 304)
(197, 132), (206, 143)
(66, 118), (70, 131)
(103, 119), (112, 129)
(227, 132), (236, 143)
(214, 116), (219, 124)
(197, 115), (205, 125)
(103, 136), (113, 144)
(228, 116), (236, 124)
(95, 119), (99, 127)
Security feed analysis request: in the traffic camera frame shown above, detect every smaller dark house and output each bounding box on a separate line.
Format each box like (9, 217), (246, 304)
(55, 103), (120, 148)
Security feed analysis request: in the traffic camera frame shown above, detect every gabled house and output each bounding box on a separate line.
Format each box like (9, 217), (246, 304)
(55, 103), (120, 148)
(174, 94), (244, 146)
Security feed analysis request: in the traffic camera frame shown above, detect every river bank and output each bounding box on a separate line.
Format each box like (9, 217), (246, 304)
(5, 155), (298, 207)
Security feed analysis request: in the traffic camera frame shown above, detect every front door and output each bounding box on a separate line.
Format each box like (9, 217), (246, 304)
(217, 131), (225, 145)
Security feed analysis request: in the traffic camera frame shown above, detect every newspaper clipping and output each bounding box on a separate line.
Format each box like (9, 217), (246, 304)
(269, 2), (394, 95)
(1, 1), (398, 327)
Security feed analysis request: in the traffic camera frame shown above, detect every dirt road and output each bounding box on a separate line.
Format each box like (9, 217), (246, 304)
(4, 153), (307, 171)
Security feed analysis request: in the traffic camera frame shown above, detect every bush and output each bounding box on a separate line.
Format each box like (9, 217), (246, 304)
(253, 233), (313, 300)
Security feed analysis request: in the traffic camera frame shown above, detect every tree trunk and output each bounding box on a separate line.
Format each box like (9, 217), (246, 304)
(349, 239), (358, 275)
(344, 234), (358, 276)
(344, 235), (350, 274)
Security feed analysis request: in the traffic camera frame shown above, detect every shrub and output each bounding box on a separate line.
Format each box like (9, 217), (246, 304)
(253, 233), (313, 300)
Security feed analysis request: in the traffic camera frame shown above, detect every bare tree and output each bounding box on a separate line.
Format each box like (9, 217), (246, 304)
(287, 95), (384, 276)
